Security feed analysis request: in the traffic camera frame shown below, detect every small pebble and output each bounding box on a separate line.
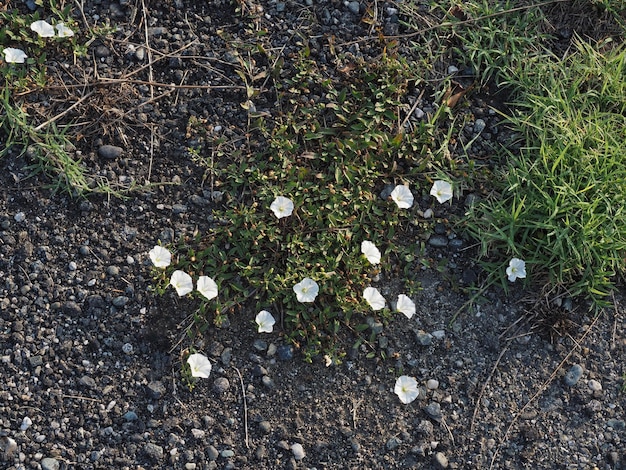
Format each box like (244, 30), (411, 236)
(276, 345), (294, 361)
(564, 364), (584, 386)
(191, 428), (205, 439)
(447, 65), (459, 74)
(426, 379), (439, 390)
(291, 443), (305, 460)
(587, 379), (602, 391)
(122, 343), (133, 354)
(41, 457), (60, 470)
(434, 451), (449, 468)
(213, 377), (230, 394)
(258, 421), (271, 434)
(415, 330), (433, 346)
(98, 145), (123, 159)
(347, 1), (360, 14)
(14, 212), (26, 222)
(386, 436), (401, 450)
(428, 234), (448, 247)
(68, 261), (77, 271)
(473, 119), (486, 133)
(123, 411), (138, 421)
(220, 449), (234, 458)
(424, 402), (442, 422)
(20, 416), (32, 431)
(422, 208), (433, 219)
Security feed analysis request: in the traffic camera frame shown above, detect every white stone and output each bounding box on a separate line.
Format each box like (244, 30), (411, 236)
(291, 443), (305, 460)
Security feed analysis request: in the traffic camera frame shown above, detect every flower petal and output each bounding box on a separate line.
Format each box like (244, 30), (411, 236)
(197, 276), (218, 300)
(256, 310), (276, 333)
(270, 196), (294, 219)
(169, 270), (193, 296)
(361, 240), (381, 264)
(363, 287), (386, 310)
(31, 20), (55, 38)
(430, 180), (453, 204)
(390, 185), (414, 209)
(396, 294), (416, 319)
(394, 375), (419, 404)
(149, 245), (171, 268)
(55, 23), (75, 38)
(293, 277), (319, 303)
(187, 353), (212, 378)
(3, 48), (28, 64)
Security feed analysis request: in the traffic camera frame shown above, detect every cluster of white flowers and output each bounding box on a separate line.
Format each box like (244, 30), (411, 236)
(150, 186), (529, 394)
(2, 20), (74, 64)
(148, 246), (219, 300)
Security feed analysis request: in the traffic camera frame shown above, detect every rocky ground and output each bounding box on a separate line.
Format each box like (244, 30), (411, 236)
(1, 0), (625, 469)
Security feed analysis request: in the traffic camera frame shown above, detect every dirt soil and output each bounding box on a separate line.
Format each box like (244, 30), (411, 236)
(1, 0), (625, 469)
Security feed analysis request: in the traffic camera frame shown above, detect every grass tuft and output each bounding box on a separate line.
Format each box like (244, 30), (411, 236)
(464, 38), (626, 307)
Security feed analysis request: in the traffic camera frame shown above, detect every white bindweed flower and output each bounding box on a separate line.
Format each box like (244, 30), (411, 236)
(396, 294), (416, 319)
(3, 48), (28, 64)
(256, 310), (276, 333)
(394, 375), (419, 404)
(363, 287), (386, 311)
(506, 258), (526, 282)
(149, 245), (171, 268)
(293, 277), (319, 303)
(55, 23), (75, 38)
(170, 270), (193, 296)
(361, 240), (381, 264)
(187, 353), (212, 378)
(270, 196), (294, 219)
(31, 20), (55, 38)
(430, 180), (453, 204)
(197, 276), (218, 300)
(390, 185), (414, 209)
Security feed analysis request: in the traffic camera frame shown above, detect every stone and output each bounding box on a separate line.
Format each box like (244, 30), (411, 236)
(428, 234), (448, 247)
(291, 443), (305, 460)
(147, 381), (166, 399)
(347, 1), (360, 14)
(144, 443), (164, 461)
(98, 145), (123, 159)
(587, 379), (602, 391)
(424, 402), (442, 422)
(564, 364), (584, 386)
(276, 345), (294, 361)
(41, 458), (60, 470)
(415, 330), (433, 346)
(434, 452), (449, 468)
(213, 377), (230, 394)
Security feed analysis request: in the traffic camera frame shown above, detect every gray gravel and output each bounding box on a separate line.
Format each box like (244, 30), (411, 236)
(0, 0), (625, 469)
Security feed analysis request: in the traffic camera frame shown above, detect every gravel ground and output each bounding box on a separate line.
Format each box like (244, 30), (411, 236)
(1, 0), (625, 469)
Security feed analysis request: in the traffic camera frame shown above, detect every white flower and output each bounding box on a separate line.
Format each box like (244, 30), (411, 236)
(293, 277), (319, 303)
(396, 294), (416, 319)
(256, 310), (276, 333)
(394, 375), (419, 404)
(149, 245), (171, 268)
(31, 20), (55, 38)
(3, 48), (28, 64)
(270, 196), (294, 219)
(363, 287), (386, 310)
(197, 276), (218, 300)
(361, 240), (381, 264)
(390, 185), (414, 209)
(170, 270), (193, 296)
(506, 258), (526, 282)
(430, 180), (453, 204)
(187, 353), (212, 378)
(55, 23), (75, 38)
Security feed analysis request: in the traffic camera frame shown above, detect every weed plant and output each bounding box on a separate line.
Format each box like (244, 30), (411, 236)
(171, 52), (436, 361)
(0, 2), (116, 195)
(465, 38), (626, 306)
